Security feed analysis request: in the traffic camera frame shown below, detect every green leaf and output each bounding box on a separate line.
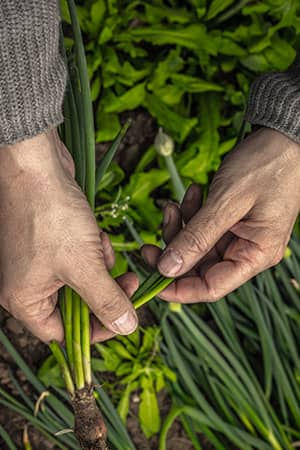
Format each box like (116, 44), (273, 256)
(103, 48), (151, 87)
(116, 362), (133, 377)
(95, 344), (122, 371)
(107, 341), (134, 360)
(144, 93), (197, 142)
(90, 1), (106, 28)
(155, 371), (166, 392)
(87, 47), (102, 78)
(179, 93), (221, 183)
(127, 329), (140, 347)
(91, 77), (101, 101)
(241, 54), (270, 72)
(264, 36), (296, 70)
(140, 327), (158, 355)
(124, 169), (169, 205)
(215, 37), (247, 57)
(218, 137), (237, 155)
(122, 169), (167, 229)
(118, 382), (138, 423)
(171, 74), (223, 93)
(37, 355), (65, 388)
(60, 0), (71, 23)
(96, 111), (121, 142)
(102, 83), (146, 113)
(162, 365), (177, 383)
(111, 252), (128, 278)
(91, 358), (107, 372)
(206, 0), (235, 20)
(96, 162), (125, 191)
(143, 4), (193, 24)
(148, 48), (184, 90)
(139, 376), (161, 438)
(99, 15), (121, 44)
(116, 24), (218, 55)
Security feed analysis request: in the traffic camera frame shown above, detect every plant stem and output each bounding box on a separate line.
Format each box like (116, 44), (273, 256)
(67, 70), (86, 189)
(64, 286), (74, 375)
(49, 342), (75, 396)
(72, 292), (85, 390)
(96, 119), (132, 189)
(159, 406), (185, 450)
(81, 301), (92, 385)
(164, 154), (185, 202)
(67, 0), (95, 390)
(67, 0), (95, 206)
(124, 216), (144, 247)
(132, 275), (174, 309)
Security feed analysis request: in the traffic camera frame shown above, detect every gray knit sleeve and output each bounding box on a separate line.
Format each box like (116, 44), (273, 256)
(245, 55), (300, 144)
(0, 0), (67, 146)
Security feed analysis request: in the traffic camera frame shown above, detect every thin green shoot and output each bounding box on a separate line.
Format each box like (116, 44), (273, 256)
(96, 119), (132, 189)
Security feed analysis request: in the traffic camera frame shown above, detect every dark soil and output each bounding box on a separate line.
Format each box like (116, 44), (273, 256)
(95, 109), (157, 175)
(73, 387), (108, 450)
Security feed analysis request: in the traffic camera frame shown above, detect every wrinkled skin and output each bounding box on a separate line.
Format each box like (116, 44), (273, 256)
(143, 128), (300, 303)
(0, 129), (138, 343)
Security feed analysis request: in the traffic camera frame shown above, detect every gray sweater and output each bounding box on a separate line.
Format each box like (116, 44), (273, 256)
(0, 1), (299, 146)
(0, 0), (66, 145)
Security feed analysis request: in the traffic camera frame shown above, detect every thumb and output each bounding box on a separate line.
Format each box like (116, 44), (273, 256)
(158, 195), (250, 277)
(62, 255), (138, 336)
(11, 293), (64, 343)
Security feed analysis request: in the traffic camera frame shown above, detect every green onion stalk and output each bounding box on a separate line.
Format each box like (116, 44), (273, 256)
(49, 1), (173, 449)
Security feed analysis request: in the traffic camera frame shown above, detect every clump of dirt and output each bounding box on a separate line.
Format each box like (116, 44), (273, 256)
(73, 386), (108, 450)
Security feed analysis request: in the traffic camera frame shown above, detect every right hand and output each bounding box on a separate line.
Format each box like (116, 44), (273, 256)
(0, 129), (138, 343)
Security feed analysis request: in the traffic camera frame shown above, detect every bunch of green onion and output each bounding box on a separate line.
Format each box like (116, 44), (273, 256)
(49, 1), (172, 448)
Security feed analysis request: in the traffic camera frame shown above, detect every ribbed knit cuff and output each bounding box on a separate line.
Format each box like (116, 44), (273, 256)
(0, 0), (67, 146)
(245, 56), (300, 144)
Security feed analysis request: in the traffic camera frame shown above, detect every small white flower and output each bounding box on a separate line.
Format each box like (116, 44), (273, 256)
(154, 128), (174, 156)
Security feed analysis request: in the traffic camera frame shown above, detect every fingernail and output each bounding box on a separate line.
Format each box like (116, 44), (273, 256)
(111, 310), (138, 335)
(158, 248), (183, 276)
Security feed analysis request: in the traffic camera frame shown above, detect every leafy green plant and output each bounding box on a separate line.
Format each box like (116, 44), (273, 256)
(94, 327), (176, 438)
(61, 0), (299, 178)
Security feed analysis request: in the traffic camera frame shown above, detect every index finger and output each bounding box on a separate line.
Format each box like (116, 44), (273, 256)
(158, 238), (267, 303)
(157, 196), (249, 278)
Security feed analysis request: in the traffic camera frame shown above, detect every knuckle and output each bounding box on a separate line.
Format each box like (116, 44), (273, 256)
(182, 228), (209, 255)
(93, 292), (124, 320)
(270, 247), (285, 267)
(207, 285), (223, 302)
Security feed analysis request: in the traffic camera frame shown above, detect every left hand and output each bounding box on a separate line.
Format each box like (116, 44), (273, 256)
(142, 128), (300, 303)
